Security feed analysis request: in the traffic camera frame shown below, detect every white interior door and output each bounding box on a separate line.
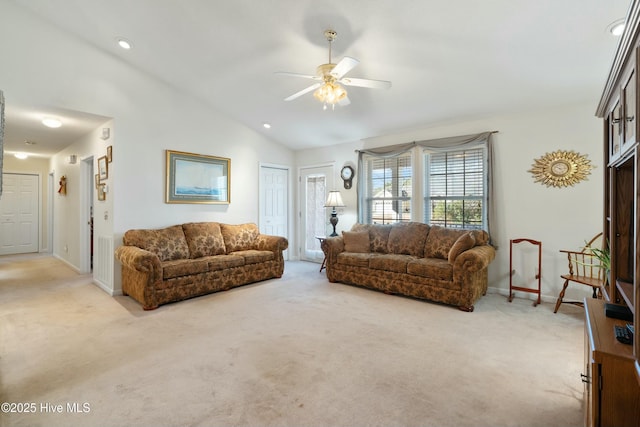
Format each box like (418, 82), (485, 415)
(0, 173), (39, 255)
(259, 165), (289, 258)
(299, 165), (334, 263)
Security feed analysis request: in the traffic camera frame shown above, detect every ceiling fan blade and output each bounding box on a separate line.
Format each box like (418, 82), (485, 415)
(330, 56), (359, 79)
(275, 71), (321, 80)
(284, 83), (321, 101)
(339, 77), (392, 89)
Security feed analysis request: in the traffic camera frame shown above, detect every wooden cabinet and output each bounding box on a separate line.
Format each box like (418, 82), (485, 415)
(584, 298), (640, 427)
(607, 57), (636, 165)
(596, 0), (640, 390)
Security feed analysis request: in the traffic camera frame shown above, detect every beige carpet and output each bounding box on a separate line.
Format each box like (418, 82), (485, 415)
(0, 254), (586, 427)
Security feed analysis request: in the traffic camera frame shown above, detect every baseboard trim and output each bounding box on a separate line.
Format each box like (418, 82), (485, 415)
(92, 278), (120, 296)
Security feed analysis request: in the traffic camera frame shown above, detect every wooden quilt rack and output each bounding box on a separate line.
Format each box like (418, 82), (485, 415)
(509, 238), (542, 306)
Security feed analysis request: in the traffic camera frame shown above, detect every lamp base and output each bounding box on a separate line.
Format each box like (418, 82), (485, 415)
(329, 212), (339, 237)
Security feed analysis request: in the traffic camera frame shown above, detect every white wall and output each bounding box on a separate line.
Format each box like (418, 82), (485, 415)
(1, 2), (295, 293)
(295, 102), (603, 302)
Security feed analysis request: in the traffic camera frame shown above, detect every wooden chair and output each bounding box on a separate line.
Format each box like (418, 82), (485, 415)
(554, 233), (606, 313)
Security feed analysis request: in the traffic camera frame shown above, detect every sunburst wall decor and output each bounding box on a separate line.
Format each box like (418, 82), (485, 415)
(528, 150), (593, 188)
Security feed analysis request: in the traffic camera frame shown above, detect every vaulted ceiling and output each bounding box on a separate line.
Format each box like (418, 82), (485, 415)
(3, 0), (631, 157)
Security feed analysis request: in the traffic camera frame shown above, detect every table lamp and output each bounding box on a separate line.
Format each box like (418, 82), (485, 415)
(324, 190), (345, 237)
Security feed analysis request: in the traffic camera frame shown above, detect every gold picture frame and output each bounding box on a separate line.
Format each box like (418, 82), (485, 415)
(97, 156), (108, 180)
(107, 145), (112, 162)
(165, 150), (230, 204)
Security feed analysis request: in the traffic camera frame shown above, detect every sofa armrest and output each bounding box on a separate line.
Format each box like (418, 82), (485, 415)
(321, 236), (345, 266)
(114, 245), (162, 283)
(255, 234), (289, 252)
(453, 245), (496, 275)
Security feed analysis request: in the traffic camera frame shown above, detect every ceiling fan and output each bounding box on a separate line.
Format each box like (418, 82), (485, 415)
(276, 29), (392, 109)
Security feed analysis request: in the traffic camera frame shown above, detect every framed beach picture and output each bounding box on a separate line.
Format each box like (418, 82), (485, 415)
(165, 150), (230, 204)
(97, 156), (108, 180)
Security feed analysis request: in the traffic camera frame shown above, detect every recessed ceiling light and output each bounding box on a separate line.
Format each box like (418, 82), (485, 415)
(24, 140), (36, 146)
(263, 123), (272, 129)
(608, 19), (625, 37)
(14, 153), (28, 160)
(117, 38), (132, 49)
(42, 118), (62, 128)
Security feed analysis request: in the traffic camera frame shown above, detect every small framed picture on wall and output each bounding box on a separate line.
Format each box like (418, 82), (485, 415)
(98, 156), (108, 180)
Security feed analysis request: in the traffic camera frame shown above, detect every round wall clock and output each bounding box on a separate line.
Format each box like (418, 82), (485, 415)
(341, 165), (354, 189)
(528, 150), (593, 188)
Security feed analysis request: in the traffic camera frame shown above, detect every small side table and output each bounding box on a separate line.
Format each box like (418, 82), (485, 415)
(316, 236), (327, 272)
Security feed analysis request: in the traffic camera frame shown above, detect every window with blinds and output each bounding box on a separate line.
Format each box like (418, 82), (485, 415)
(362, 152), (412, 224)
(423, 147), (486, 229)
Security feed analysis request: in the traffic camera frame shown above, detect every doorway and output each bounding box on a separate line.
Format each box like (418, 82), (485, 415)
(80, 156), (94, 273)
(0, 173), (39, 255)
(259, 164), (289, 259)
(299, 164), (334, 263)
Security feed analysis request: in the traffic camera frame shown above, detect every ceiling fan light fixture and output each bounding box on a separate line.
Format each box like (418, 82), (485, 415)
(277, 29), (390, 107)
(313, 81), (347, 108)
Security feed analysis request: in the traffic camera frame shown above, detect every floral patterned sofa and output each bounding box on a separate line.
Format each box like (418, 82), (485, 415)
(321, 222), (495, 312)
(115, 222), (288, 310)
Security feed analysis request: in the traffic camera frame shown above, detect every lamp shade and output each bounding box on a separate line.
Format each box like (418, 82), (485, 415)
(324, 190), (345, 208)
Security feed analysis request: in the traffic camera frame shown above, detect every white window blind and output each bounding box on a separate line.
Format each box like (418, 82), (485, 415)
(424, 147), (486, 229)
(362, 152), (412, 224)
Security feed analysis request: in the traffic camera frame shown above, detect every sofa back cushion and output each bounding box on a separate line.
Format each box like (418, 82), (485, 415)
(220, 223), (260, 252)
(424, 226), (464, 259)
(387, 222), (430, 257)
(352, 223), (391, 253)
(182, 222), (226, 258)
(123, 225), (190, 262)
(342, 231), (370, 253)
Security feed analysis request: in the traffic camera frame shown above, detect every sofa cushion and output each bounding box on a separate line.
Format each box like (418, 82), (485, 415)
(231, 249), (275, 265)
(387, 222), (430, 257)
(342, 231), (370, 253)
(205, 254), (245, 271)
(369, 225), (393, 253)
(162, 258), (210, 280)
(424, 226), (467, 260)
(337, 252), (373, 268)
(220, 223), (259, 252)
(407, 258), (453, 281)
(351, 223), (392, 253)
(369, 254), (415, 273)
(448, 232), (476, 264)
(123, 225), (190, 262)
(182, 222), (226, 258)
